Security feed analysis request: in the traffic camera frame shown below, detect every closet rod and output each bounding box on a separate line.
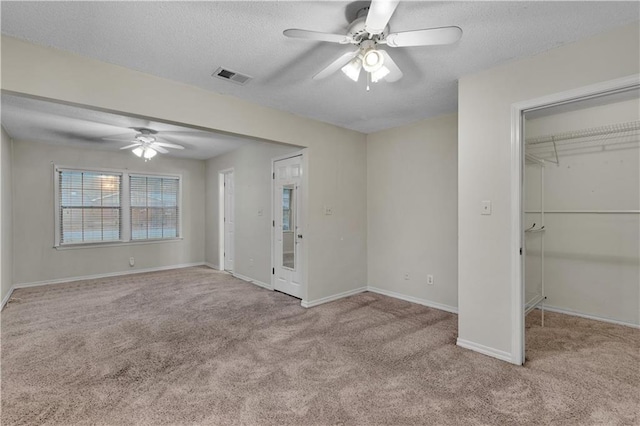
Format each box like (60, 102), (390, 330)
(526, 120), (640, 145)
(525, 210), (640, 214)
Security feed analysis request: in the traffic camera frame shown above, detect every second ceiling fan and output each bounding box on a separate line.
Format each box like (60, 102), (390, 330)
(284, 0), (462, 88)
(103, 128), (185, 161)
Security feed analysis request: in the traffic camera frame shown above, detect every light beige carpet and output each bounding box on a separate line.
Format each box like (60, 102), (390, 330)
(1, 267), (638, 425)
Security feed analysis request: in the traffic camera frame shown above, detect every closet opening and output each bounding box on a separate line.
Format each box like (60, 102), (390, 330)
(518, 83), (639, 364)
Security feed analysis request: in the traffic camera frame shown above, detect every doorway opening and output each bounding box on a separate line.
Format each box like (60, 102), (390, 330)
(511, 75), (640, 364)
(219, 169), (234, 272)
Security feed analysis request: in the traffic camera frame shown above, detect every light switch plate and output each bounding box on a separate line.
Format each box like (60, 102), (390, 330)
(481, 200), (492, 215)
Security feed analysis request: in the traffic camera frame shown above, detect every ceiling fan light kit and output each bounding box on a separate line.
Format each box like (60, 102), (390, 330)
(341, 58), (362, 82)
(283, 0), (462, 89)
(132, 146), (158, 161)
(362, 48), (384, 72)
(371, 66), (390, 83)
(108, 127), (186, 161)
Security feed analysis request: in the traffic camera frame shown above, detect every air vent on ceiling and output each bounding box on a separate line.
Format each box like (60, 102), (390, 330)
(212, 67), (252, 85)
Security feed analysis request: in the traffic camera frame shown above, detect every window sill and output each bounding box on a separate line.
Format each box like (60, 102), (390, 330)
(54, 238), (184, 250)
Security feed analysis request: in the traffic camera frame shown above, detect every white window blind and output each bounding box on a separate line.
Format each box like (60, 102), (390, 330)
(58, 170), (122, 244)
(130, 175), (180, 240)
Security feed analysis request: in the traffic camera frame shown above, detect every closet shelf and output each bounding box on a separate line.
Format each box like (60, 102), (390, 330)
(526, 120), (640, 145)
(525, 120), (640, 164)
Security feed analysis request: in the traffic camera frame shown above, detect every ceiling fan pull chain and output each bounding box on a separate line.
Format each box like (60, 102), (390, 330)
(366, 71), (371, 92)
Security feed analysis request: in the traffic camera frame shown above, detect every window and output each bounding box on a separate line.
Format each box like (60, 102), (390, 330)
(55, 167), (181, 247)
(130, 175), (179, 240)
(282, 187), (293, 231)
(57, 170), (122, 244)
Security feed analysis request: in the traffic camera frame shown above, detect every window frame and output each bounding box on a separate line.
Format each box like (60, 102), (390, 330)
(282, 187), (294, 232)
(128, 173), (182, 242)
(54, 165), (182, 248)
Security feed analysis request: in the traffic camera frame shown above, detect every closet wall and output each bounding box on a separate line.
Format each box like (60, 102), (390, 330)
(524, 97), (640, 326)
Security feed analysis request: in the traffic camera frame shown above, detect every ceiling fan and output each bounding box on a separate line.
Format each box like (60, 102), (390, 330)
(283, 0), (462, 89)
(103, 127), (185, 161)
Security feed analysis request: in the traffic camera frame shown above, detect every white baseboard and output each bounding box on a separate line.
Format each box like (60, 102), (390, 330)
(1, 286), (15, 311)
(301, 286), (367, 308)
(539, 304), (640, 329)
(456, 338), (516, 364)
(366, 286), (458, 314)
(232, 272), (273, 291)
(204, 262), (220, 270)
(12, 262), (206, 290)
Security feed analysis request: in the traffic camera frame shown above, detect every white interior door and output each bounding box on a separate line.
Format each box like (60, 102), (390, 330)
(224, 171), (234, 272)
(273, 155), (303, 298)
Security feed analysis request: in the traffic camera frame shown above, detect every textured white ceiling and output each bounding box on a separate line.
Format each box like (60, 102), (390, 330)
(1, 1), (639, 134)
(1, 94), (258, 160)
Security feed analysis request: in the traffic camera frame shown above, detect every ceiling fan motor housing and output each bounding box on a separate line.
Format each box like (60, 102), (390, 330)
(131, 127), (158, 135)
(347, 13), (388, 44)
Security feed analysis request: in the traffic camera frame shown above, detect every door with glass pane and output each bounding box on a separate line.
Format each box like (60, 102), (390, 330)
(273, 155), (303, 298)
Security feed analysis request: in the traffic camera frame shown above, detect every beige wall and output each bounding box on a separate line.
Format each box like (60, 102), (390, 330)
(367, 113), (458, 311)
(1, 36), (368, 302)
(205, 141), (301, 284)
(458, 22), (640, 358)
(11, 140), (205, 284)
(524, 98), (639, 325)
(1, 127), (13, 302)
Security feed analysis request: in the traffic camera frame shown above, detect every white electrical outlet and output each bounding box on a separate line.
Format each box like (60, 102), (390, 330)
(427, 275), (434, 286)
(404, 273), (410, 280)
(129, 257), (135, 267)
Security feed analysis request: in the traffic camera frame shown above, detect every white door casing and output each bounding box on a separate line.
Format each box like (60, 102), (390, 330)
(224, 171), (234, 272)
(273, 155), (304, 298)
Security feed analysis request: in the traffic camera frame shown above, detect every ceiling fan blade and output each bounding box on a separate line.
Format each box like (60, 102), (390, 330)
(365, 0), (399, 35)
(379, 50), (403, 82)
(119, 143), (141, 150)
(101, 131), (135, 140)
(154, 140), (185, 150)
(283, 29), (352, 44)
(155, 130), (205, 136)
(151, 145), (169, 154)
(313, 50), (360, 80)
(103, 136), (135, 142)
(385, 26), (462, 47)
